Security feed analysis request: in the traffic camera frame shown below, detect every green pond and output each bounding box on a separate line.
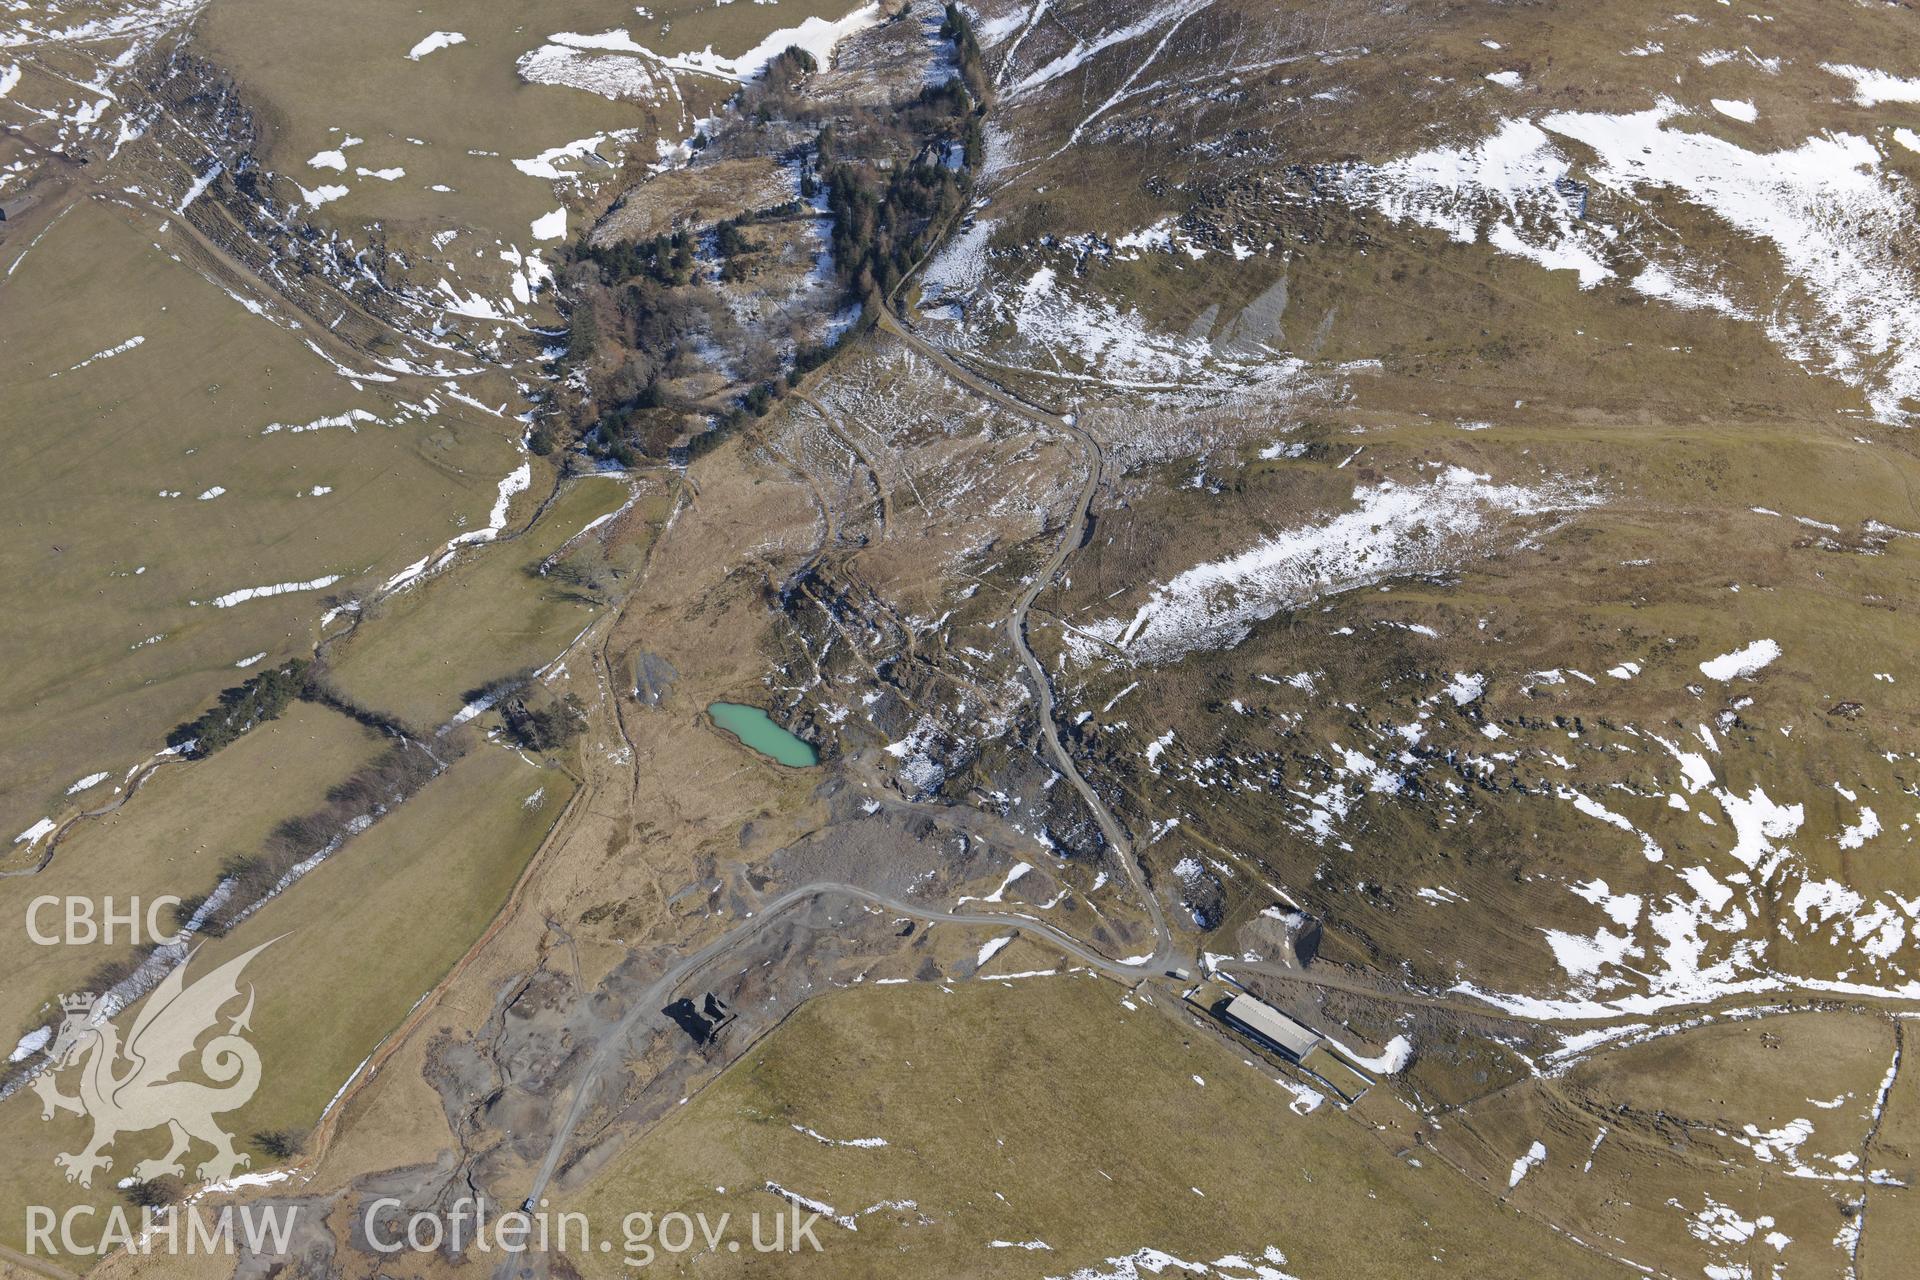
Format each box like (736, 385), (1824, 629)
(707, 702), (819, 767)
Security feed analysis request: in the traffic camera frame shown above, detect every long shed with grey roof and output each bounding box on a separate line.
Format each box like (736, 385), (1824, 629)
(1220, 993), (1321, 1060)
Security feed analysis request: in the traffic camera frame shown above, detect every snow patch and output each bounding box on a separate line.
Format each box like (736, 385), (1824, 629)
(976, 935), (1015, 967)
(1509, 1141), (1548, 1188)
(209, 575), (342, 609)
(1699, 639), (1779, 681)
(407, 30), (466, 60)
(1082, 469), (1597, 665)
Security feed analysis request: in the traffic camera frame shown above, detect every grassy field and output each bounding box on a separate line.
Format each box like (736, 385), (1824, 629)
(1447, 1011), (1907, 1278)
(194, 0), (784, 250)
(322, 474), (655, 731)
(563, 973), (1620, 1278)
(0, 701), (386, 1054)
(996, 33), (1920, 1003)
(1859, 1023), (1920, 1274)
(0, 194), (528, 853)
(9, 3), (1920, 1278)
(1034, 408), (1920, 1004)
(0, 743), (572, 1260)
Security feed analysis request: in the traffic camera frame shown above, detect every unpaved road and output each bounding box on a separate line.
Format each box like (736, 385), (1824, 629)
(523, 879), (1171, 1204)
(514, 304), (1920, 1212)
(528, 308), (1179, 1205)
(875, 306), (1172, 960)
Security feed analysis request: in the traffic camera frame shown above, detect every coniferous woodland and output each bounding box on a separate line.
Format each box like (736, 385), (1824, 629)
(549, 2), (989, 466)
(168, 659), (310, 756)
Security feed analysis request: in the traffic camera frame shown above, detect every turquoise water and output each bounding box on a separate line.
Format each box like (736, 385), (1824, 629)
(707, 702), (819, 767)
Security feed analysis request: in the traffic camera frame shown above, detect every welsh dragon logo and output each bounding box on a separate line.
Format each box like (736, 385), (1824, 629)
(31, 940), (273, 1188)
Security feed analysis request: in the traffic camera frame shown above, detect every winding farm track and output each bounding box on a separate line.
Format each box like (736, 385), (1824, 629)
(525, 296), (1920, 1207)
(793, 391), (892, 539)
(524, 878), (1170, 1204)
(525, 306), (1179, 1204)
(874, 305), (1172, 958)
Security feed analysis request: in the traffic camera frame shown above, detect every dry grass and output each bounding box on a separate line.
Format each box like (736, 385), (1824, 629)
(564, 972), (1622, 1278)
(0, 744), (572, 1258)
(322, 474), (649, 732)
(0, 194), (525, 848)
(0, 702), (385, 1050)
